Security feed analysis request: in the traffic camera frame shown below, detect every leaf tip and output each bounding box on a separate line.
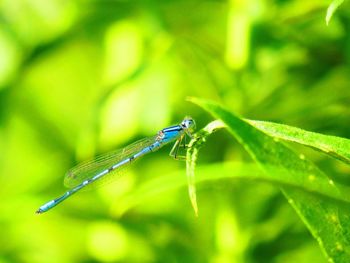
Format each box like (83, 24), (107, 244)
(325, 12), (331, 26)
(325, 0), (345, 26)
(187, 173), (199, 217)
(190, 193), (199, 217)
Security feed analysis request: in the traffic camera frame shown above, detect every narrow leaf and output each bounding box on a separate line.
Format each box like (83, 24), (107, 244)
(116, 161), (350, 214)
(188, 97), (350, 263)
(248, 120), (350, 165)
(326, 0), (345, 25)
(186, 120), (226, 216)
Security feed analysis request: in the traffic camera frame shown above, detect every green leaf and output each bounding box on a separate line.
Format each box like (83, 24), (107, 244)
(116, 162), (338, 211)
(326, 0), (345, 25)
(186, 120), (226, 216)
(188, 97), (350, 263)
(248, 120), (350, 165)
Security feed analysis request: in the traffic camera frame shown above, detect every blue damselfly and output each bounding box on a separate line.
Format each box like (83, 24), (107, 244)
(36, 117), (195, 214)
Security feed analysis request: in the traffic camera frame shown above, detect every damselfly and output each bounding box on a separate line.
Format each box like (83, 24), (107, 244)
(36, 117), (196, 214)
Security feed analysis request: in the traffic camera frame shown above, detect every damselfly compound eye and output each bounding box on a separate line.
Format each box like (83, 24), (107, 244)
(182, 117), (196, 132)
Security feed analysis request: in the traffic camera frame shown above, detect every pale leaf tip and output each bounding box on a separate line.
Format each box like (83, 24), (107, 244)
(191, 196), (199, 217)
(188, 184), (199, 217)
(325, 0), (345, 26)
(325, 13), (331, 26)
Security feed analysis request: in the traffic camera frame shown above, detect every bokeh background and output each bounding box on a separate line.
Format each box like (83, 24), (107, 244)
(1, 0), (350, 262)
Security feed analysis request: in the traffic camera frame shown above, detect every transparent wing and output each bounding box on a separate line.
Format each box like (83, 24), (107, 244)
(64, 136), (157, 189)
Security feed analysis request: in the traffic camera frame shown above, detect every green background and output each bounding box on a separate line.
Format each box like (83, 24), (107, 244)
(0, 0), (349, 262)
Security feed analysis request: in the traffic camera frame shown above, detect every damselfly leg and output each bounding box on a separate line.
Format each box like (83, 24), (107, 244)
(170, 134), (190, 160)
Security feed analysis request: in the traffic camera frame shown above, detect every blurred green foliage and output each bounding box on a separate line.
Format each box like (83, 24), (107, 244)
(1, 0), (350, 262)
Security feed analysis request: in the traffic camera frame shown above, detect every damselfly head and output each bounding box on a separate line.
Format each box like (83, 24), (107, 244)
(181, 117), (196, 132)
